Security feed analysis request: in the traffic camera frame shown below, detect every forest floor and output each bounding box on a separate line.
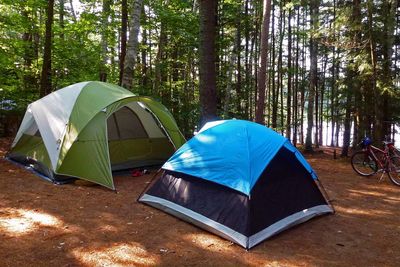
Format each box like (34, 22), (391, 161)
(0, 138), (399, 267)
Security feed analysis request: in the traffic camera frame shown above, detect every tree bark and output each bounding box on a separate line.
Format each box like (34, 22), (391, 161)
(293, 6), (300, 146)
(235, 5), (242, 117)
(255, 0), (272, 124)
(286, 8), (292, 140)
(119, 0), (128, 85)
(342, 0), (361, 157)
(140, 5), (148, 91)
(154, 21), (167, 95)
(100, 0), (111, 82)
(121, 0), (143, 90)
(305, 0), (319, 152)
(330, 0), (336, 147)
(198, 0), (218, 126)
(244, 0), (250, 119)
(39, 0), (54, 97)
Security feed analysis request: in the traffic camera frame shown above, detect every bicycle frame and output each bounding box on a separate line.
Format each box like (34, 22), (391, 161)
(386, 142), (400, 157)
(365, 144), (391, 171)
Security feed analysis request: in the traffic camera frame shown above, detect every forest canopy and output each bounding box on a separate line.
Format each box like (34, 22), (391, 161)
(0, 0), (399, 156)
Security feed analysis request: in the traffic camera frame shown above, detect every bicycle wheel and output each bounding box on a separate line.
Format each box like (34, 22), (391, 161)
(387, 156), (400, 186)
(351, 151), (378, 176)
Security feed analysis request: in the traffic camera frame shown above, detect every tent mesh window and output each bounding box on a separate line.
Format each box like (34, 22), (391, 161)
(108, 106), (148, 140)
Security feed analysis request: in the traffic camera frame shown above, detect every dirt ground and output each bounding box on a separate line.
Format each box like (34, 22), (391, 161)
(0, 138), (399, 267)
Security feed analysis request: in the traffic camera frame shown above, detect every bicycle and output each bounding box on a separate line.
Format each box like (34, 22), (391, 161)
(350, 137), (400, 186)
(383, 135), (400, 157)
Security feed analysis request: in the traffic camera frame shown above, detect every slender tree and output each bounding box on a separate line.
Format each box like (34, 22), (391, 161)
(255, 0), (272, 124)
(100, 0), (111, 82)
(305, 0), (319, 152)
(286, 7), (293, 139)
(198, 0), (218, 126)
(119, 0), (128, 85)
(39, 0), (54, 97)
(121, 0), (143, 90)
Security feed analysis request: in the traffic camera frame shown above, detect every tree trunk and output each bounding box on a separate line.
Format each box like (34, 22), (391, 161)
(140, 5), (148, 92)
(59, 0), (64, 40)
(273, 4), (284, 129)
(69, 0), (77, 22)
(319, 56), (327, 146)
(223, 48), (236, 118)
(39, 0), (54, 97)
(286, 8), (292, 140)
(300, 6), (307, 145)
(380, 0), (397, 139)
(330, 0), (336, 147)
(293, 6), (300, 146)
(100, 0), (111, 82)
(244, 0), (250, 119)
(305, 0), (319, 152)
(270, 1), (276, 127)
(255, 0), (272, 124)
(121, 0), (143, 90)
(119, 0), (128, 85)
(341, 89), (352, 157)
(235, 5), (242, 117)
(154, 22), (167, 96)
(198, 0), (218, 126)
(342, 0), (361, 156)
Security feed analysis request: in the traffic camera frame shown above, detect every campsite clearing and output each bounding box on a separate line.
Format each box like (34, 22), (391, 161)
(0, 138), (399, 266)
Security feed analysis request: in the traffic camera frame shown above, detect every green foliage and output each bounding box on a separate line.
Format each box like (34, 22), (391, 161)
(0, 0), (399, 141)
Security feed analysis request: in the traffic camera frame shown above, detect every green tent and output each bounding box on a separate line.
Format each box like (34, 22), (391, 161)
(8, 81), (185, 189)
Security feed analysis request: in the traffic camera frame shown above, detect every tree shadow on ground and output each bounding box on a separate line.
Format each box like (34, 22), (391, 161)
(1, 153), (400, 266)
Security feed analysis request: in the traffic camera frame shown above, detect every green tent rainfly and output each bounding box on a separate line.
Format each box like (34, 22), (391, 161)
(7, 81), (186, 189)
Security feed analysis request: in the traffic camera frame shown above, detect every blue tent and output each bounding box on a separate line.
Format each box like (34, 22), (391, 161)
(139, 120), (333, 249)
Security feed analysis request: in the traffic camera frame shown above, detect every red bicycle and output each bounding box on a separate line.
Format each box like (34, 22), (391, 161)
(351, 137), (400, 186)
(386, 138), (400, 158)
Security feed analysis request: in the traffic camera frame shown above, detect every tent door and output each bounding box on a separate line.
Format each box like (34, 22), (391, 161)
(107, 106), (152, 170)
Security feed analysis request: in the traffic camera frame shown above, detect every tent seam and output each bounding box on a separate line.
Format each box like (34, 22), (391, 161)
(245, 125), (251, 196)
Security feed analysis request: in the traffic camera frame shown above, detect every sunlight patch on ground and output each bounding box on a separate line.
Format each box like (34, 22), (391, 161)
(0, 208), (63, 236)
(335, 206), (392, 217)
(182, 233), (304, 267)
(183, 232), (236, 253)
(348, 189), (387, 198)
(97, 224), (119, 232)
(72, 243), (159, 266)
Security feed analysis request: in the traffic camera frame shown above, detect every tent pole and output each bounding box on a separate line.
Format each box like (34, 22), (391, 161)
(136, 168), (162, 202)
